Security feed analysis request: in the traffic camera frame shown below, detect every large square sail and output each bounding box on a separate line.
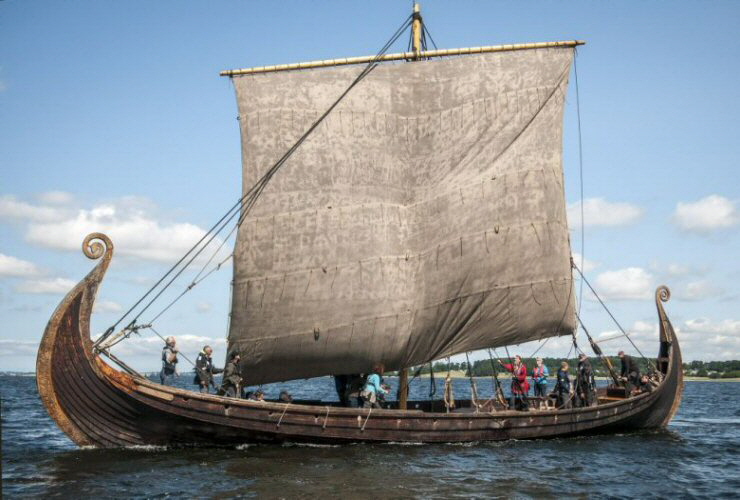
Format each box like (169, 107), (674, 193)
(228, 47), (576, 384)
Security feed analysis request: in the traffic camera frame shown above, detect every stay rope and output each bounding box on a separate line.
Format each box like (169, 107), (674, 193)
(574, 51), (586, 317)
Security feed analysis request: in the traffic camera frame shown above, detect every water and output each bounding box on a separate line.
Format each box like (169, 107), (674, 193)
(2, 375), (739, 499)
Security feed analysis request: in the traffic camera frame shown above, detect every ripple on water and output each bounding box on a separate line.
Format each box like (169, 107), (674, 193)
(2, 377), (739, 498)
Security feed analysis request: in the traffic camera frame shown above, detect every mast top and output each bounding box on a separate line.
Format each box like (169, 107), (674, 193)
(412, 3), (423, 59)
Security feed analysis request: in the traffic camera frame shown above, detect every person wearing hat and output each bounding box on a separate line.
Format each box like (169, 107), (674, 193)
(159, 336), (179, 386)
(219, 351), (243, 398)
(575, 353), (596, 407)
(618, 350), (641, 391)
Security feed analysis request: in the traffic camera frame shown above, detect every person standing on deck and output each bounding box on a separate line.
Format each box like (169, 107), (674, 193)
(531, 357), (549, 400)
(219, 352), (242, 398)
(555, 361), (573, 409)
(499, 355), (530, 411)
(575, 353), (596, 407)
(618, 351), (641, 390)
(361, 364), (389, 408)
(194, 345), (223, 394)
(159, 336), (178, 385)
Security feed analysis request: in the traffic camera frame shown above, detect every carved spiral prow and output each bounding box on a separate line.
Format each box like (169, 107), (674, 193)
(82, 233), (114, 261)
(656, 285), (671, 303)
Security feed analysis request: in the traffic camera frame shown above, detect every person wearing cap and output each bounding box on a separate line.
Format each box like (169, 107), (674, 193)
(575, 353), (596, 407)
(159, 336), (179, 385)
(618, 350), (641, 390)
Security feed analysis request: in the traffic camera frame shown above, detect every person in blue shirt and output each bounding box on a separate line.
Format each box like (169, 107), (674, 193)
(531, 357), (550, 401)
(361, 363), (389, 408)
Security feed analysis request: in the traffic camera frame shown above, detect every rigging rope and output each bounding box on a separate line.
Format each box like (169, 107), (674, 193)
(576, 313), (621, 386)
(95, 14), (415, 351)
(487, 348), (506, 406)
(572, 262), (657, 372)
(464, 352), (479, 411)
(574, 51), (586, 317)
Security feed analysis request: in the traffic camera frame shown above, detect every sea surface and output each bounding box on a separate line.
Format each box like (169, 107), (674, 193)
(2, 374), (739, 499)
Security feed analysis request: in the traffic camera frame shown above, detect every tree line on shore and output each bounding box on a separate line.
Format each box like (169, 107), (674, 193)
(394, 357), (740, 379)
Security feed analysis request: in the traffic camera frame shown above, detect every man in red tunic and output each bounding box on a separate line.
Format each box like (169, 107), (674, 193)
(498, 355), (530, 411)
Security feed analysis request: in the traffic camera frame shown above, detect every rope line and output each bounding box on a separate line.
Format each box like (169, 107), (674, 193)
(572, 263), (657, 372)
(574, 51), (586, 317)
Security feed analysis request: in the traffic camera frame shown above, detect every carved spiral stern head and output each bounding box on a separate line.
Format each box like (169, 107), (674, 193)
(83, 232), (114, 261)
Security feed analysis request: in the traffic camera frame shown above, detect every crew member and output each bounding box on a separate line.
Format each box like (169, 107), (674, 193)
(334, 375), (349, 405)
(220, 351), (243, 398)
(555, 361), (572, 409)
(361, 364), (389, 408)
(499, 355), (530, 411)
(531, 357), (549, 401)
(633, 374), (655, 395)
(194, 345), (223, 393)
(618, 350), (641, 390)
(159, 336), (178, 385)
(575, 353), (596, 407)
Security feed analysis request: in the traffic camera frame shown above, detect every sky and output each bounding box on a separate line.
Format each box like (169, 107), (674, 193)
(1, 1), (739, 372)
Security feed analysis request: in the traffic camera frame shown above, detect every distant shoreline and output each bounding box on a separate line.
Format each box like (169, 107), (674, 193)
(1, 372), (739, 382)
(402, 372), (740, 382)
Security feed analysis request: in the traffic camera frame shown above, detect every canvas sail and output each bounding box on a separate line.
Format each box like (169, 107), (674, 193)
(228, 47), (576, 384)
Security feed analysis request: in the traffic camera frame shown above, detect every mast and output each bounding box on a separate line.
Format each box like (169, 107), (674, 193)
(412, 2), (422, 59)
(398, 3), (423, 411)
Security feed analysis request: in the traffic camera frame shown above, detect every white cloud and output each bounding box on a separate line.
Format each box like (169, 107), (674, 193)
(677, 318), (740, 360)
(482, 315), (739, 362)
(0, 253), (42, 277)
(93, 300), (123, 313)
(593, 267), (654, 300)
(196, 301), (212, 313)
(0, 80), (6, 93)
(0, 340), (38, 357)
(676, 280), (724, 301)
(16, 277), (76, 294)
(37, 191), (75, 205)
(568, 197), (643, 229)
(0, 195), (69, 223)
(2, 194), (228, 264)
(673, 194), (739, 233)
(571, 252), (599, 272)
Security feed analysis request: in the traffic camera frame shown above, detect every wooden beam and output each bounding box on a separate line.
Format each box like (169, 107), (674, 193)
(398, 368), (409, 410)
(220, 40), (585, 77)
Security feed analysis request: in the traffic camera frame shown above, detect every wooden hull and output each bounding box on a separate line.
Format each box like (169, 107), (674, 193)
(37, 234), (684, 448)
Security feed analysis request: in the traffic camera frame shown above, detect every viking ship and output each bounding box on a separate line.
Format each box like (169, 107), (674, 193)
(37, 5), (683, 447)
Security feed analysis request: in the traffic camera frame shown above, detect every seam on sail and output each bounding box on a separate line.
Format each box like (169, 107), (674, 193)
(239, 165), (564, 224)
(233, 219), (569, 283)
(230, 277), (573, 344)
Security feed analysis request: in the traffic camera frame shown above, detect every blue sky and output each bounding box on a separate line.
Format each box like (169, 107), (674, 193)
(1, 1), (738, 371)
